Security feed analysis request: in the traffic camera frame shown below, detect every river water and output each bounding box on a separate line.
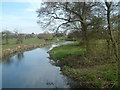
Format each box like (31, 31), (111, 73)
(0, 41), (73, 88)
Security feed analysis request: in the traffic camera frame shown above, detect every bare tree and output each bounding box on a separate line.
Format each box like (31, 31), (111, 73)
(104, 1), (119, 61)
(2, 30), (12, 44)
(14, 29), (23, 44)
(37, 2), (97, 52)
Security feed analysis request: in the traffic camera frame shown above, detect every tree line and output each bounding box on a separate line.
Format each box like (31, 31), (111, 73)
(1, 30), (66, 45)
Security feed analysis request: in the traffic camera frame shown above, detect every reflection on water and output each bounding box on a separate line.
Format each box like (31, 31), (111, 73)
(1, 41), (73, 88)
(3, 53), (24, 66)
(17, 53), (24, 60)
(3, 58), (14, 66)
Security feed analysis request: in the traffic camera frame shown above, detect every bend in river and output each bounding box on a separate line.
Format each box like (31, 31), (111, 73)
(0, 41), (74, 88)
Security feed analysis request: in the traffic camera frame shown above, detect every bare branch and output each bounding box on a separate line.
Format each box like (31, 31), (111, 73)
(56, 22), (70, 33)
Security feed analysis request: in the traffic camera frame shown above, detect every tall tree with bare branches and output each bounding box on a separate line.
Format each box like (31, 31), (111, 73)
(37, 2), (98, 52)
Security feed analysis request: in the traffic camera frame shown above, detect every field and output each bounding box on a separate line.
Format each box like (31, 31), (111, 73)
(2, 38), (45, 50)
(2, 37), (66, 50)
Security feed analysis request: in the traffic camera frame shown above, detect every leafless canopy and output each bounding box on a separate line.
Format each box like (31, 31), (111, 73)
(37, 2), (98, 33)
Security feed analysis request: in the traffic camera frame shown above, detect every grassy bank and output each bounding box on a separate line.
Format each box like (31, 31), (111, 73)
(49, 42), (118, 88)
(2, 38), (45, 49)
(1, 37), (66, 61)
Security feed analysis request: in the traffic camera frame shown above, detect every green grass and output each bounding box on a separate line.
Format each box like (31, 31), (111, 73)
(62, 64), (118, 88)
(2, 38), (45, 49)
(49, 42), (85, 61)
(2, 37), (66, 50)
(23, 38), (45, 44)
(49, 41), (119, 88)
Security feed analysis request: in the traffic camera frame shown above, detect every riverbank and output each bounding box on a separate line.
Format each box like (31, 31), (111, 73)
(48, 42), (118, 88)
(2, 43), (50, 61)
(1, 38), (66, 62)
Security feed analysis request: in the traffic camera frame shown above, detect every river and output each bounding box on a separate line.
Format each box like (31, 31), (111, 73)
(0, 41), (74, 88)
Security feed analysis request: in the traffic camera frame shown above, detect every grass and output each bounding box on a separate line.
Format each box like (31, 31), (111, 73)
(49, 41), (119, 88)
(49, 42), (85, 61)
(2, 37), (66, 50)
(2, 38), (45, 49)
(62, 64), (118, 88)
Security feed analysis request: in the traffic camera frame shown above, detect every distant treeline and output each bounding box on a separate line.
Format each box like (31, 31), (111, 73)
(1, 30), (66, 44)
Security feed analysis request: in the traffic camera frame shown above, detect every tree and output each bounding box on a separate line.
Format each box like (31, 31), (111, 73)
(37, 2), (97, 52)
(14, 29), (23, 44)
(67, 30), (82, 41)
(104, 1), (119, 61)
(37, 1), (119, 57)
(2, 30), (12, 44)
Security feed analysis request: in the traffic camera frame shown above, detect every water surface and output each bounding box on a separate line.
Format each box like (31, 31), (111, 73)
(1, 42), (73, 88)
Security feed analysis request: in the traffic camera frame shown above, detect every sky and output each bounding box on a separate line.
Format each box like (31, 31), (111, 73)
(0, 0), (119, 34)
(0, 0), (44, 34)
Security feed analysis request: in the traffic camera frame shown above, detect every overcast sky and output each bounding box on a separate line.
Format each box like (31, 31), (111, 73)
(0, 0), (44, 34)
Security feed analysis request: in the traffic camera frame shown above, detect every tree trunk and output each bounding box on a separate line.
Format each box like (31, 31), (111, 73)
(105, 2), (119, 61)
(81, 22), (90, 55)
(106, 39), (111, 58)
